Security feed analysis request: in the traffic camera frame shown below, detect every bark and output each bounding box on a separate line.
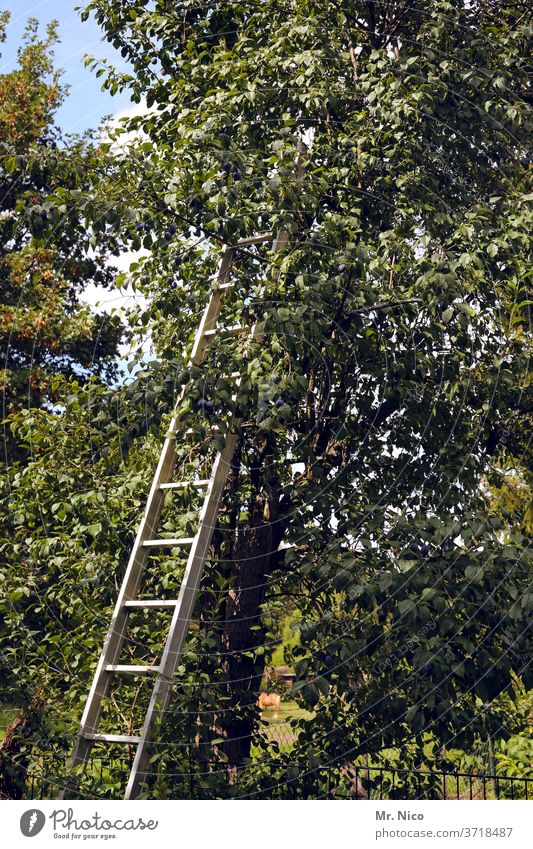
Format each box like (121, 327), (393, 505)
(193, 435), (287, 776)
(219, 476), (285, 769)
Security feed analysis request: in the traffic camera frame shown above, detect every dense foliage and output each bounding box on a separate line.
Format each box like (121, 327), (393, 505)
(0, 0), (531, 797)
(0, 14), (122, 464)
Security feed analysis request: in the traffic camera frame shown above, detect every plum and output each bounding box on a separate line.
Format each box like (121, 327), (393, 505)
(197, 399), (215, 415)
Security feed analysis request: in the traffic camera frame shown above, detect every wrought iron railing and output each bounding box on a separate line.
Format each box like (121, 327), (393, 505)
(20, 754), (533, 801)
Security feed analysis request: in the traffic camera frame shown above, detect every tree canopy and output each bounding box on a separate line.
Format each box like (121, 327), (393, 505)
(0, 0), (531, 797)
(0, 14), (123, 465)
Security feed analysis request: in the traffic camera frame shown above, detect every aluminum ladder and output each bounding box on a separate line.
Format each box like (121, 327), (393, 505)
(62, 227), (288, 799)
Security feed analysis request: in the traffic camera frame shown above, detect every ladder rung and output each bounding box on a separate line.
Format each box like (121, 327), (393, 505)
(204, 325), (251, 338)
(143, 537), (195, 548)
(213, 282), (234, 292)
(105, 665), (159, 675)
(84, 733), (141, 745)
(185, 426), (220, 435)
(124, 600), (179, 609)
(160, 480), (210, 490)
(236, 231), (273, 246)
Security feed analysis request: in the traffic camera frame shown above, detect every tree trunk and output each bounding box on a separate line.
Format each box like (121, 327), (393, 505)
(219, 476), (285, 770)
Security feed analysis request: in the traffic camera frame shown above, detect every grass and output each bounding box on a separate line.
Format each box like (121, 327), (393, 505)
(0, 703), (19, 741)
(257, 700), (314, 752)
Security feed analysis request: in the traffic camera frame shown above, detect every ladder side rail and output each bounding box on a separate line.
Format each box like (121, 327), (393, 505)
(62, 245), (235, 784)
(190, 246), (235, 363)
(124, 430), (239, 799)
(125, 230), (289, 798)
(66, 428), (179, 772)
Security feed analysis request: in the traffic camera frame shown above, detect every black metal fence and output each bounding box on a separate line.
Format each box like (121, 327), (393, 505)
(333, 764), (532, 801)
(23, 755), (533, 801)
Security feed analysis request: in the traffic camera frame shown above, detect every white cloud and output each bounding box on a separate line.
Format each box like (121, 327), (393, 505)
(81, 101), (151, 315)
(81, 101), (162, 369)
(81, 246), (148, 315)
(102, 98), (152, 151)
(81, 281), (142, 315)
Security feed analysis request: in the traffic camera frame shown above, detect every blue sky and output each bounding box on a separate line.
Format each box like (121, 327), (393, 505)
(0, 0), (132, 132)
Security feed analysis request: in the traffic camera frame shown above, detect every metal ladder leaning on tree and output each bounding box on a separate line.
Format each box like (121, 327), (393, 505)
(61, 226), (290, 800)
